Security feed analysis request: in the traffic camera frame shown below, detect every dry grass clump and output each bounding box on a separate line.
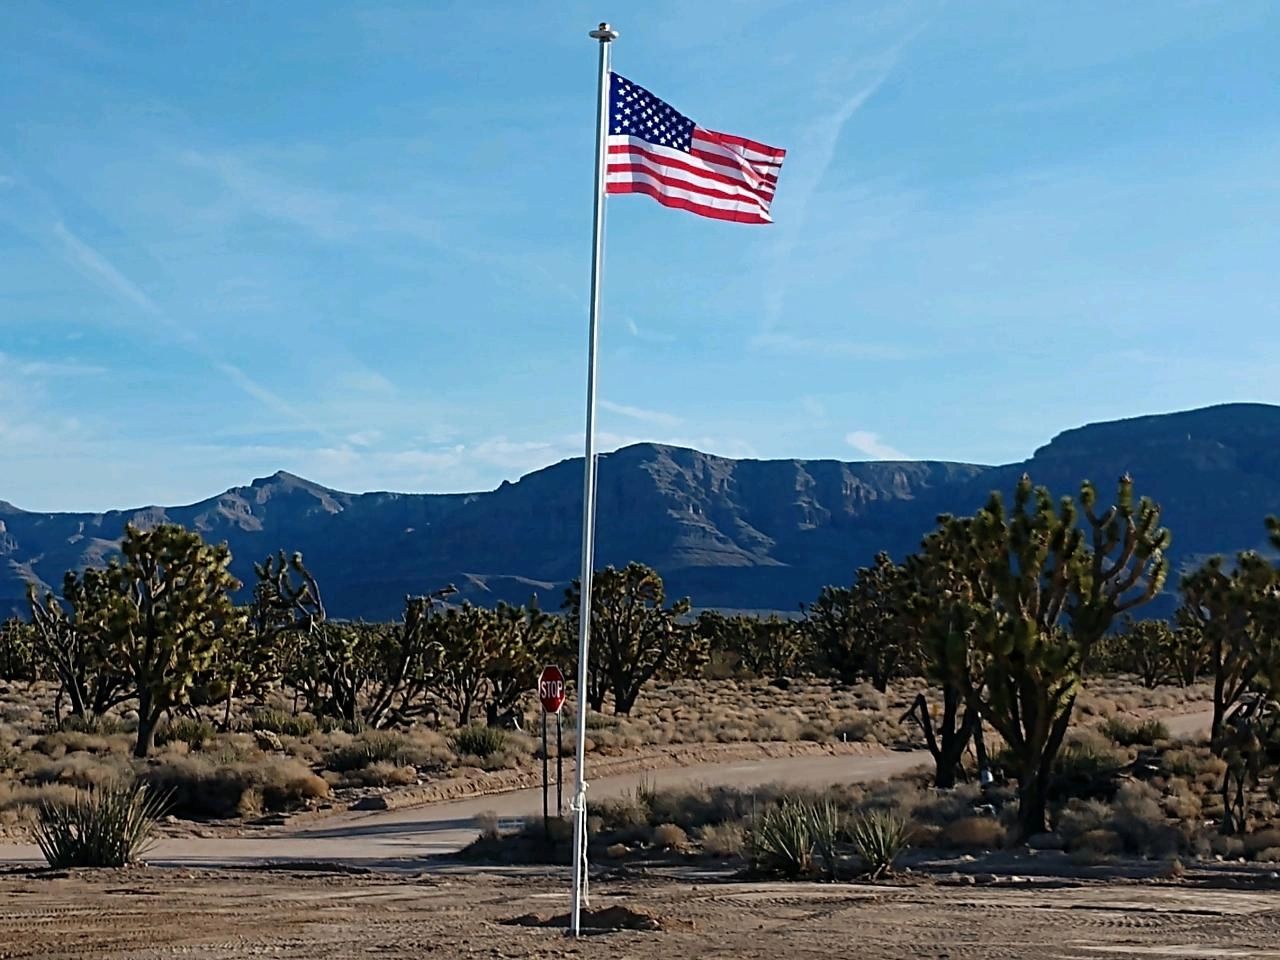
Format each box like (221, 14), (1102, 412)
(25, 751), (133, 791)
(1102, 716), (1170, 747)
(697, 821), (745, 857)
(341, 762), (418, 788)
(651, 822), (689, 849)
(942, 816), (1006, 850)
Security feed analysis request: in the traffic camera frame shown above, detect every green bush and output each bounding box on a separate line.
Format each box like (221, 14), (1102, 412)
(55, 715), (125, 736)
(449, 725), (510, 760)
(325, 731), (411, 772)
(849, 808), (910, 880)
(251, 709), (317, 738)
(1103, 717), (1169, 747)
(34, 781), (169, 868)
(155, 717), (216, 750)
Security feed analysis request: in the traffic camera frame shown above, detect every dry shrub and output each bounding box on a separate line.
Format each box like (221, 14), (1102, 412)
(604, 842), (628, 859)
(833, 715), (875, 742)
(651, 822), (688, 849)
(1102, 716), (1169, 748)
(594, 793), (651, 839)
(1076, 694), (1119, 719)
(1161, 747), (1224, 779)
(237, 787), (263, 818)
(342, 762), (417, 788)
(1210, 833), (1245, 859)
(320, 726), (452, 774)
(1110, 781), (1180, 857)
(908, 822), (943, 847)
(943, 816), (1006, 850)
(1076, 828), (1124, 855)
(749, 713), (801, 741)
(697, 821), (745, 857)
(859, 780), (929, 820)
(0, 780), (81, 818)
(1253, 847), (1280, 863)
(33, 730), (117, 757)
(912, 784), (981, 826)
(1244, 828), (1280, 859)
(27, 752), (132, 791)
(1162, 778), (1201, 820)
(142, 754), (328, 818)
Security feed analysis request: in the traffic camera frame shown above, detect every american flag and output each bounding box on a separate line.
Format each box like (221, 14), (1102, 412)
(605, 73), (785, 225)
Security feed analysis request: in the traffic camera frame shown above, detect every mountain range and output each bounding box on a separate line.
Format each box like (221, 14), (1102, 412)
(3, 402), (1279, 620)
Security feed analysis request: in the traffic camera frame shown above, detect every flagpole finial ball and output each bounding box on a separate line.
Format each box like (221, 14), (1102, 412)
(589, 22), (619, 41)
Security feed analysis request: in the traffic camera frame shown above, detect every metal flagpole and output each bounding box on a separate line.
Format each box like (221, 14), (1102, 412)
(569, 19), (617, 939)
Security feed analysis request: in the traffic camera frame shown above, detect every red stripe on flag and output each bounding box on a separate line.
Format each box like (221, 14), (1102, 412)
(696, 127), (787, 165)
(608, 143), (775, 200)
(607, 181), (774, 224)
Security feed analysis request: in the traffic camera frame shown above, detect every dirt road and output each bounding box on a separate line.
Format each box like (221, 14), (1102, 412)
(2, 867), (1278, 959)
(0, 710), (1213, 869)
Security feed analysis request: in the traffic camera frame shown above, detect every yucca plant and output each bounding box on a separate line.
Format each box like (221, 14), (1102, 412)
(35, 781), (170, 868)
(749, 799), (817, 877)
(810, 799), (844, 880)
(849, 808), (910, 880)
(752, 798), (844, 880)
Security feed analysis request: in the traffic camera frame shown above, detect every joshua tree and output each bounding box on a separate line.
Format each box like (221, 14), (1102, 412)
(94, 524), (243, 756)
(898, 533), (985, 790)
(1179, 552), (1278, 741)
(1115, 616), (1177, 688)
(563, 562), (692, 716)
(929, 474), (1169, 839)
(216, 550), (324, 728)
(695, 611), (811, 680)
(483, 601), (556, 728)
(0, 617), (36, 682)
(806, 553), (922, 691)
(27, 571), (131, 723)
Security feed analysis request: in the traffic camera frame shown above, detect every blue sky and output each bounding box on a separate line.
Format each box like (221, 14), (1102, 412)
(2, 1), (1278, 511)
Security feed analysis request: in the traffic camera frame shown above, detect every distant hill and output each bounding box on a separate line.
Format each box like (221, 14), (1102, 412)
(3, 403), (1279, 619)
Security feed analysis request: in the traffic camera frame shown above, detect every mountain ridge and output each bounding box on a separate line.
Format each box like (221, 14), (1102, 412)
(3, 403), (1279, 619)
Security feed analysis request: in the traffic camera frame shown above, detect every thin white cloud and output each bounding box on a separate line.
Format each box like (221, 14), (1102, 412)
(337, 367), (397, 395)
(800, 395), (827, 419)
(601, 399), (684, 428)
(52, 220), (325, 437)
(622, 316), (676, 344)
(182, 149), (445, 245)
(765, 65), (903, 330)
(845, 430), (909, 460)
(0, 352), (107, 378)
(54, 221), (167, 321)
(751, 332), (906, 360)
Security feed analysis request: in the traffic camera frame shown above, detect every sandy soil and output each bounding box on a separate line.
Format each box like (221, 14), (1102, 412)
(2, 866), (1279, 959)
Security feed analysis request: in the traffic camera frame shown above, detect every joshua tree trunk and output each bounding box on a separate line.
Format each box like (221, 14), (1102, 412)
(903, 690), (976, 790)
(134, 693), (161, 758)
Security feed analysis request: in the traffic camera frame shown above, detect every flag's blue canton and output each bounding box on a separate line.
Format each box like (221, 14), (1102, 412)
(609, 74), (695, 152)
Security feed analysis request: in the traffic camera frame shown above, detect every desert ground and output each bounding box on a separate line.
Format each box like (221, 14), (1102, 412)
(3, 866), (1280, 959)
(3, 705), (1263, 959)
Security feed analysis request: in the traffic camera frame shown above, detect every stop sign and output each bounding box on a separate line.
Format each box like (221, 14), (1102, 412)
(538, 665), (566, 714)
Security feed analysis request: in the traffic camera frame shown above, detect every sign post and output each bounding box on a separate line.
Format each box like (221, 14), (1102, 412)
(538, 665), (567, 832)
